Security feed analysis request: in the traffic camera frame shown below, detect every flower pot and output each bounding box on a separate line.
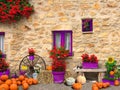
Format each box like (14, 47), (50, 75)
(29, 55), (34, 61)
(52, 71), (65, 84)
(0, 69), (10, 76)
(82, 62), (98, 69)
(102, 79), (114, 85)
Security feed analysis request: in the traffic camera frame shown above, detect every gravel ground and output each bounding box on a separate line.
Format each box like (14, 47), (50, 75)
(18, 82), (120, 90)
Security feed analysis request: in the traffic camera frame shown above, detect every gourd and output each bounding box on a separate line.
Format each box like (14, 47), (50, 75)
(76, 74), (86, 84)
(65, 77), (75, 86)
(72, 83), (82, 90)
(10, 84), (18, 90)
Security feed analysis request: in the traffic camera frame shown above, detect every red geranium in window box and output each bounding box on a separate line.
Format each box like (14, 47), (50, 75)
(0, 0), (34, 23)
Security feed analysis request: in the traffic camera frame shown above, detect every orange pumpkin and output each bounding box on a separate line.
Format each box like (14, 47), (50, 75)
(18, 75), (25, 81)
(0, 80), (4, 85)
(22, 83), (29, 90)
(32, 79), (38, 84)
(5, 79), (12, 86)
(72, 83), (82, 90)
(27, 78), (33, 85)
(0, 75), (8, 81)
(92, 83), (97, 87)
(22, 80), (27, 85)
(97, 82), (103, 89)
(109, 71), (114, 76)
(10, 84), (18, 90)
(114, 80), (119, 86)
(17, 81), (22, 85)
(92, 86), (99, 90)
(46, 66), (52, 70)
(106, 82), (110, 87)
(0, 84), (9, 90)
(102, 83), (108, 88)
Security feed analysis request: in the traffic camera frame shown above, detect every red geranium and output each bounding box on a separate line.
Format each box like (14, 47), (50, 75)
(81, 53), (98, 63)
(0, 0), (34, 23)
(49, 46), (69, 71)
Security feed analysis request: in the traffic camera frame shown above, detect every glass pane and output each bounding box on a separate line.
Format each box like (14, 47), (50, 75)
(55, 33), (61, 48)
(0, 36), (4, 52)
(65, 33), (71, 51)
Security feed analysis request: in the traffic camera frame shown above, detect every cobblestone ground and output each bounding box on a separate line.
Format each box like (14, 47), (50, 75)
(18, 82), (120, 90)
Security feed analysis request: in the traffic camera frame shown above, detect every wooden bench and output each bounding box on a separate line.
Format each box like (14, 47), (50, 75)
(74, 68), (107, 82)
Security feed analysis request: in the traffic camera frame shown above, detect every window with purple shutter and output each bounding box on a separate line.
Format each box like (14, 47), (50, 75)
(0, 32), (5, 53)
(52, 30), (73, 56)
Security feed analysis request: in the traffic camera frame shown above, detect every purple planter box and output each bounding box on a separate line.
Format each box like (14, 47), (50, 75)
(0, 69), (10, 76)
(82, 62), (98, 69)
(102, 79), (114, 85)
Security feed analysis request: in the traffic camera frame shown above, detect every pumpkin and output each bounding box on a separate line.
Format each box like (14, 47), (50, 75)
(106, 82), (110, 87)
(97, 82), (103, 89)
(109, 71), (114, 76)
(17, 81), (22, 85)
(22, 80), (27, 85)
(92, 86), (99, 90)
(46, 66), (52, 70)
(92, 83), (97, 87)
(114, 80), (119, 86)
(27, 78), (33, 85)
(10, 84), (18, 90)
(0, 75), (8, 81)
(0, 84), (9, 90)
(102, 83), (108, 88)
(0, 80), (4, 85)
(32, 79), (38, 84)
(5, 79), (12, 86)
(72, 83), (82, 90)
(22, 83), (29, 90)
(76, 74), (86, 84)
(18, 75), (25, 81)
(12, 80), (17, 84)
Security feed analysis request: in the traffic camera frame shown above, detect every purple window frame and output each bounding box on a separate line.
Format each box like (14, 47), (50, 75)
(82, 18), (93, 33)
(52, 30), (73, 56)
(0, 32), (6, 58)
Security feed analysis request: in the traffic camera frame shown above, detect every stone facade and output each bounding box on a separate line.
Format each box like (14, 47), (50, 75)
(0, 0), (120, 72)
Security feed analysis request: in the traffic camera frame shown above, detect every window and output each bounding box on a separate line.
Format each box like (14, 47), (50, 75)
(0, 32), (5, 53)
(52, 30), (73, 56)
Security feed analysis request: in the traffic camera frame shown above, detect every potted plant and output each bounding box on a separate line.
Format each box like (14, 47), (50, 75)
(49, 46), (69, 83)
(81, 53), (98, 69)
(28, 48), (35, 61)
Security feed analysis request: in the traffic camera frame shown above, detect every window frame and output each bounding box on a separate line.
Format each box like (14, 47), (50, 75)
(0, 32), (5, 58)
(52, 30), (73, 56)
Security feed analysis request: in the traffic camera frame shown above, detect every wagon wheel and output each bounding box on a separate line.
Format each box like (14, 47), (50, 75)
(19, 54), (46, 77)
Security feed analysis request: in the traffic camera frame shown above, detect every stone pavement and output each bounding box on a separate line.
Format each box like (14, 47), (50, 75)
(18, 82), (120, 90)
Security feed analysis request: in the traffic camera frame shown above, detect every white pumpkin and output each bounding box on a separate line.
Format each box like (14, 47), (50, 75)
(66, 77), (75, 86)
(76, 74), (86, 84)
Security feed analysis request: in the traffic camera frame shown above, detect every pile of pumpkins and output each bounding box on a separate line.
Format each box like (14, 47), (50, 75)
(0, 74), (38, 90)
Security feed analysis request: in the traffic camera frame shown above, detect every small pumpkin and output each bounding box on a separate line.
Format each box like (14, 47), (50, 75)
(102, 83), (108, 88)
(5, 79), (12, 86)
(92, 86), (99, 90)
(17, 81), (22, 85)
(32, 79), (38, 84)
(72, 83), (82, 90)
(109, 71), (114, 76)
(0, 83), (9, 90)
(22, 80), (27, 85)
(18, 75), (25, 81)
(106, 82), (110, 87)
(97, 82), (103, 89)
(22, 82), (29, 90)
(0, 80), (4, 85)
(114, 80), (119, 86)
(10, 84), (18, 90)
(0, 75), (8, 81)
(46, 66), (52, 70)
(27, 78), (33, 85)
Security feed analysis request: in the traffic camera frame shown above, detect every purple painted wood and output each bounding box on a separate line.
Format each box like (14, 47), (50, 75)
(52, 30), (73, 56)
(0, 32), (5, 35)
(82, 18), (93, 33)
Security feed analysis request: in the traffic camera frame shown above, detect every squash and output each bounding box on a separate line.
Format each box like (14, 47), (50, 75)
(46, 66), (52, 70)
(72, 83), (82, 90)
(22, 83), (29, 90)
(109, 71), (114, 76)
(32, 79), (38, 84)
(0, 75), (8, 81)
(5, 79), (12, 86)
(76, 74), (86, 84)
(18, 75), (25, 81)
(114, 80), (119, 86)
(10, 84), (18, 90)
(0, 84), (9, 90)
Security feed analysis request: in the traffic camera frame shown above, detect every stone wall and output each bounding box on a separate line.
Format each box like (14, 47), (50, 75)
(0, 0), (120, 72)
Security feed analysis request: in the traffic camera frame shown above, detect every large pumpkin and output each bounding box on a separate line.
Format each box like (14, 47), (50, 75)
(10, 84), (18, 90)
(0, 84), (9, 90)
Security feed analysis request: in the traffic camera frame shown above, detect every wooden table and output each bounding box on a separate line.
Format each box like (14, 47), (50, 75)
(74, 68), (107, 82)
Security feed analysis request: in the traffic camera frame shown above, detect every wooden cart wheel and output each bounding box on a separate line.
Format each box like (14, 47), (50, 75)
(19, 54), (46, 77)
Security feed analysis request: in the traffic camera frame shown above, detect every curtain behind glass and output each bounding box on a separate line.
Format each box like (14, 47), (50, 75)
(0, 35), (4, 52)
(55, 33), (61, 48)
(65, 33), (70, 51)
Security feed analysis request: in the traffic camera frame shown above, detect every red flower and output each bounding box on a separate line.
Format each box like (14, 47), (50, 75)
(7, 0), (13, 2)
